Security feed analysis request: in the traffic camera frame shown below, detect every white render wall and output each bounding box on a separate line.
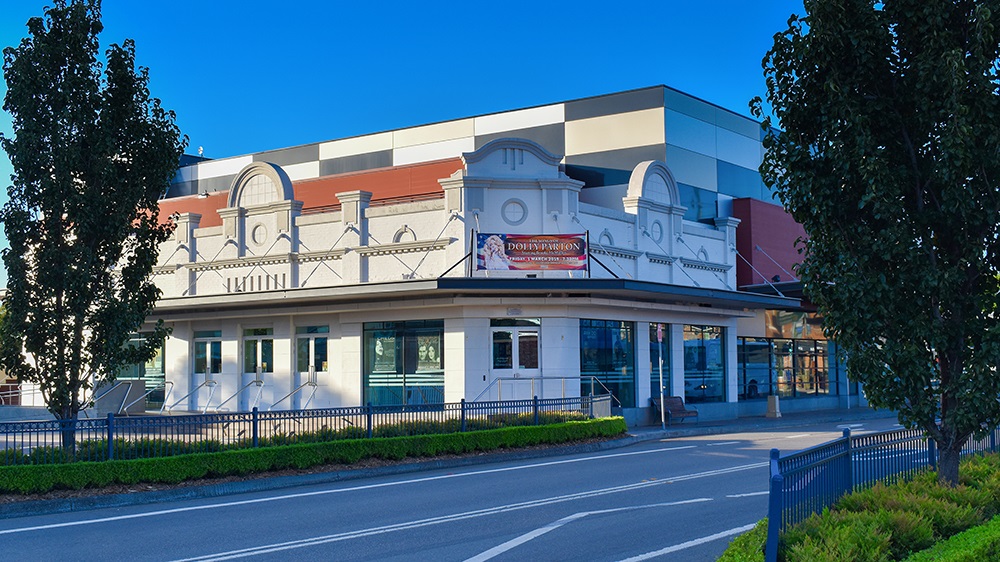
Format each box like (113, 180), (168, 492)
(150, 138), (749, 416)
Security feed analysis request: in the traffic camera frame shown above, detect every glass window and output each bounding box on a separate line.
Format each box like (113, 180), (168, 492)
(735, 336), (841, 399)
(364, 320), (444, 406)
(738, 337), (772, 400)
(243, 328), (274, 375)
(683, 325), (725, 403)
(296, 326), (329, 374)
(650, 323), (671, 399)
(117, 333), (167, 408)
(580, 319), (635, 407)
(490, 318), (540, 327)
(296, 326), (330, 335)
(194, 340), (222, 376)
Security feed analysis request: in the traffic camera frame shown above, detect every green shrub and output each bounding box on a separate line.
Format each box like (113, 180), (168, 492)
(719, 451), (1000, 562)
(0, 417), (626, 494)
(906, 514), (1000, 561)
(717, 518), (767, 562)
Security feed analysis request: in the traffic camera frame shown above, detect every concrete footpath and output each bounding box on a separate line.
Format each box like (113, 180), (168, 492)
(0, 407), (897, 520)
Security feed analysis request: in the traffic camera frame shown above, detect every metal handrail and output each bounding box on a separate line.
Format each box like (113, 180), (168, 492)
(216, 377), (265, 412)
(82, 381), (134, 418)
(121, 381), (173, 416)
(167, 378), (219, 413)
(472, 375), (621, 408)
(0, 383), (42, 405)
(270, 381), (318, 411)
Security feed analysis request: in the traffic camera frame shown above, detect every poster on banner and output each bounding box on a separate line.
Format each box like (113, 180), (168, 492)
(476, 233), (587, 271)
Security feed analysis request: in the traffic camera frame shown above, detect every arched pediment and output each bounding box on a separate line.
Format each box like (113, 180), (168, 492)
(462, 138), (563, 179)
(228, 162), (294, 209)
(626, 161), (681, 207)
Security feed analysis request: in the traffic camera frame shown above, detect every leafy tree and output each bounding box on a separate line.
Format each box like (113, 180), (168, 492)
(754, 0), (1000, 485)
(0, 0), (184, 440)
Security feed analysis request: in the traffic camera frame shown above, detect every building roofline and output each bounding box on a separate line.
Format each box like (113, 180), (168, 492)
(178, 85), (763, 168)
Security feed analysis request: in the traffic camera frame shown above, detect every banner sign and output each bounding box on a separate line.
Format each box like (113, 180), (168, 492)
(476, 233), (587, 271)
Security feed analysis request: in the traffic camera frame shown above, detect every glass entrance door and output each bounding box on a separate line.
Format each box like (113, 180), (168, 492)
(296, 326), (329, 409)
(490, 320), (540, 399)
(242, 328), (273, 410)
(192, 330), (222, 411)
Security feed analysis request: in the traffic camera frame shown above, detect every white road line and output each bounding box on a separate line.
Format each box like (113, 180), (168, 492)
(784, 434), (810, 439)
(164, 464), (766, 561)
(464, 499), (713, 562)
(616, 523), (758, 561)
(707, 441), (739, 446)
(0, 444), (697, 536)
(726, 491), (769, 498)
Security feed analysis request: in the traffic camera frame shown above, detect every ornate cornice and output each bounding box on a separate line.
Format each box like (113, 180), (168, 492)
(355, 238), (454, 257)
(679, 257), (732, 273)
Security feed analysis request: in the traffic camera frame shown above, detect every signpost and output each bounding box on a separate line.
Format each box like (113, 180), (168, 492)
(657, 323), (666, 430)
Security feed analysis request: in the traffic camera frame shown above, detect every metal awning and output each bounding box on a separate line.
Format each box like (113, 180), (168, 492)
(152, 277), (801, 318)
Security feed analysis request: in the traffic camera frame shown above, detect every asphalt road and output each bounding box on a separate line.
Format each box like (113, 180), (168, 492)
(0, 416), (902, 561)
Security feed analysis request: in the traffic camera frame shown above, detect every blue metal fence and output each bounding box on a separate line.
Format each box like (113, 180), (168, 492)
(765, 425), (1000, 562)
(0, 395), (611, 465)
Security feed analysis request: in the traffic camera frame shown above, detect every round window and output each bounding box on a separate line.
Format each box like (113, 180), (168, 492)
(251, 224), (267, 246)
(501, 199), (528, 226)
(651, 221), (663, 243)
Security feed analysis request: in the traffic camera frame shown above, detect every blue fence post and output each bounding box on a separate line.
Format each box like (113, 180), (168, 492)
(843, 428), (853, 494)
(252, 407), (259, 448)
(928, 438), (937, 471)
(990, 428), (997, 453)
(460, 399), (467, 432)
(107, 413), (115, 461)
(588, 393), (594, 419)
(533, 396), (539, 425)
(366, 402), (374, 439)
(766, 448), (782, 562)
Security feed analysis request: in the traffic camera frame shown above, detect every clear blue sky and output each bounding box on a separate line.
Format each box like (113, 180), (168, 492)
(0, 0), (805, 286)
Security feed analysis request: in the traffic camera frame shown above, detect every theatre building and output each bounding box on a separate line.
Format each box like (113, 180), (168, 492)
(132, 86), (865, 424)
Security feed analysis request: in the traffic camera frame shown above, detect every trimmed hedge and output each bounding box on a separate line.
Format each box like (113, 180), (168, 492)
(2, 411), (591, 465)
(0, 417), (626, 495)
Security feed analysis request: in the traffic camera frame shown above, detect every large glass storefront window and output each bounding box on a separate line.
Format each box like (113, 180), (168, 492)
(364, 320), (444, 406)
(683, 325), (725, 403)
(580, 320), (635, 407)
(649, 323), (671, 400)
(737, 337), (772, 399)
(738, 336), (842, 399)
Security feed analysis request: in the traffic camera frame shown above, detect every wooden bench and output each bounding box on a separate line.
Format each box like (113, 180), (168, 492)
(650, 395), (699, 425)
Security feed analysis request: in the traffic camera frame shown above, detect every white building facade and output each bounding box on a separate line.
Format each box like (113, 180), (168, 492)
(130, 87), (857, 424)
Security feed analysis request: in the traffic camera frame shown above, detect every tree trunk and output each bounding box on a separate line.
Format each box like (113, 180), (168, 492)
(59, 415), (77, 456)
(937, 443), (961, 486)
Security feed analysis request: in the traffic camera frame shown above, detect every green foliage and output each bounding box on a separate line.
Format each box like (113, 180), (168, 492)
(1, 411), (594, 466)
(753, 0), (1000, 485)
(716, 519), (767, 562)
(720, 453), (1000, 561)
(906, 514), (1000, 561)
(0, 0), (186, 423)
(0, 418), (627, 494)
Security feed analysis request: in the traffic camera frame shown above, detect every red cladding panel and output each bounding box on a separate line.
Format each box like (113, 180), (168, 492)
(732, 198), (807, 287)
